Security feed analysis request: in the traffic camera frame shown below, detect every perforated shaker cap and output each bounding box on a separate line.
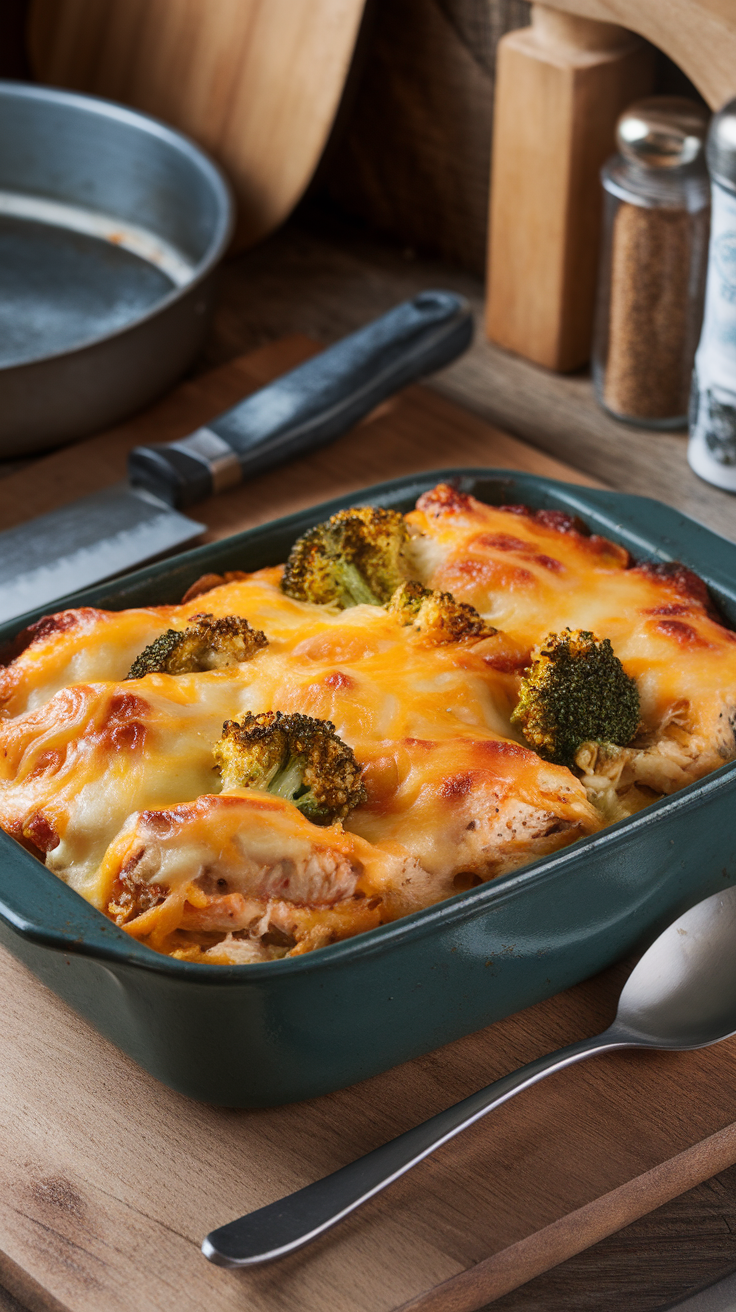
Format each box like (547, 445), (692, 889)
(707, 97), (736, 191)
(616, 96), (709, 169)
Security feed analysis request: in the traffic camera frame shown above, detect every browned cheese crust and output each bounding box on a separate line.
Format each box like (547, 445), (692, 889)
(1, 483), (733, 962)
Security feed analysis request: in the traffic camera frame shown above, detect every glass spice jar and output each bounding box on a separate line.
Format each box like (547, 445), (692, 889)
(688, 96), (736, 489)
(592, 97), (711, 428)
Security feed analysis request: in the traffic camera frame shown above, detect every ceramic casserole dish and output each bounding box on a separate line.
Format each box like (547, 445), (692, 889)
(1, 468), (735, 1107)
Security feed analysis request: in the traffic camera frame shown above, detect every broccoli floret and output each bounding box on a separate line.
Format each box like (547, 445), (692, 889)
(281, 506), (410, 608)
(511, 629), (640, 766)
(388, 581), (497, 643)
(126, 613), (267, 678)
(213, 711), (367, 825)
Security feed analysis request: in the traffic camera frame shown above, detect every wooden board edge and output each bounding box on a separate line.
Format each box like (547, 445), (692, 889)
(395, 1120), (736, 1311)
(0, 1248), (72, 1312)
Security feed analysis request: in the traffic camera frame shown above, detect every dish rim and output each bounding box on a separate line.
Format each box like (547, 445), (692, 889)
(2, 465), (735, 981)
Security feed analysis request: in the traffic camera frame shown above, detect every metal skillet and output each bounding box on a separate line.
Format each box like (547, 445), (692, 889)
(0, 81), (233, 457)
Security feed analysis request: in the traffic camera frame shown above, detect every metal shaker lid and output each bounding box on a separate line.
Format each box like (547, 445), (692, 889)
(707, 97), (736, 190)
(617, 96), (709, 169)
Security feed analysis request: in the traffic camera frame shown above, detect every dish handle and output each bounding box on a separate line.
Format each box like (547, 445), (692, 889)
(0, 830), (148, 963)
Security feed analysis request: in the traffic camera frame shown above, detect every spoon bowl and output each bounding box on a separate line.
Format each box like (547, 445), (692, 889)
(615, 886), (736, 1048)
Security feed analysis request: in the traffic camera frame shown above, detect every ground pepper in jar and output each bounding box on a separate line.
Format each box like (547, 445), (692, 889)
(593, 98), (710, 429)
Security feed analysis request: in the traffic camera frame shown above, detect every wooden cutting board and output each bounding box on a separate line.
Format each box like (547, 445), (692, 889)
(3, 338), (736, 1312)
(28, 0), (367, 250)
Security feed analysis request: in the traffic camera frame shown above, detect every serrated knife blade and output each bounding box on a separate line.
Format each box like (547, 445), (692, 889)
(0, 485), (203, 625)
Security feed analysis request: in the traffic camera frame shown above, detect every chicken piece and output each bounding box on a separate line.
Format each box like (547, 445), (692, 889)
(98, 790), (429, 960)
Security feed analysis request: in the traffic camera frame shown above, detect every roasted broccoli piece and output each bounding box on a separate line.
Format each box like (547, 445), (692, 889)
(388, 581), (497, 643)
(511, 629), (640, 767)
(214, 711), (367, 824)
(126, 613), (267, 678)
(281, 506), (410, 608)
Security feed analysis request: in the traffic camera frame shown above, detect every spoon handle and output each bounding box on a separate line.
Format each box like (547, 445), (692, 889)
(202, 1028), (627, 1267)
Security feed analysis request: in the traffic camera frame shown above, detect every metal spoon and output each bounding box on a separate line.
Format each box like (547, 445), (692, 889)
(202, 884), (736, 1267)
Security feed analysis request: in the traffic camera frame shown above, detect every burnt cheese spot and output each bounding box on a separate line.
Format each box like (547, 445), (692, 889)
(473, 533), (530, 552)
(635, 561), (716, 613)
(482, 649), (531, 674)
(137, 809), (181, 839)
(496, 507), (628, 566)
(22, 812), (59, 852)
(474, 738), (528, 762)
(581, 535), (631, 567)
(1, 609), (97, 666)
(654, 619), (711, 648)
(100, 692), (150, 754)
(441, 772), (474, 799)
(29, 748), (64, 779)
(497, 506), (588, 536)
(448, 557), (535, 589)
(323, 671), (355, 691)
(469, 532), (565, 575)
(416, 484), (475, 517)
(532, 508), (589, 535)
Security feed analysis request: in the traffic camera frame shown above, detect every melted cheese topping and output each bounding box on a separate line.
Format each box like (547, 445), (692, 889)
(1, 483), (733, 963)
(408, 486), (736, 782)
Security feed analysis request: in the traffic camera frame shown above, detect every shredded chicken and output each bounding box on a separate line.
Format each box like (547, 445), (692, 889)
(576, 698), (736, 819)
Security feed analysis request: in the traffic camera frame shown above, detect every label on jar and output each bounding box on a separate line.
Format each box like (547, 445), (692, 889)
(688, 180), (736, 490)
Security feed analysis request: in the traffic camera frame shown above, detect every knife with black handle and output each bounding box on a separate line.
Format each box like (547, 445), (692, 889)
(0, 290), (472, 625)
(128, 289), (473, 508)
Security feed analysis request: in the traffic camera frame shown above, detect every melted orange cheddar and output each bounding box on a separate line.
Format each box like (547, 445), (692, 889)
(408, 486), (736, 797)
(1, 483), (733, 964)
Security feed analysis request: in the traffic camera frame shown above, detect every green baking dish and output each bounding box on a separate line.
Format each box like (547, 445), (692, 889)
(1, 468), (735, 1107)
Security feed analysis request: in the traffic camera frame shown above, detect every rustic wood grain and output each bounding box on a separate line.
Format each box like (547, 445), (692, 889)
(484, 1162), (736, 1309)
(3, 339), (736, 1312)
(484, 0), (734, 374)
(542, 0), (736, 109)
(5, 932), (736, 1312)
(27, 0), (366, 250)
(311, 0), (704, 283)
(181, 212), (736, 545)
(398, 1127), (736, 1310)
(486, 9), (654, 371)
(318, 0), (531, 275)
(0, 334), (598, 540)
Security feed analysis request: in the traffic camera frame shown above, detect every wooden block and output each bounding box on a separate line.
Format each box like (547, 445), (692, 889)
(485, 6), (654, 372)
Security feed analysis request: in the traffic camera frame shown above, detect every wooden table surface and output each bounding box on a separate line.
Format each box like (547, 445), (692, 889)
(2, 208), (736, 1312)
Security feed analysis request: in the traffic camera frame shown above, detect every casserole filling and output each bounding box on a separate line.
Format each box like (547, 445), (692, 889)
(1, 483), (734, 963)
